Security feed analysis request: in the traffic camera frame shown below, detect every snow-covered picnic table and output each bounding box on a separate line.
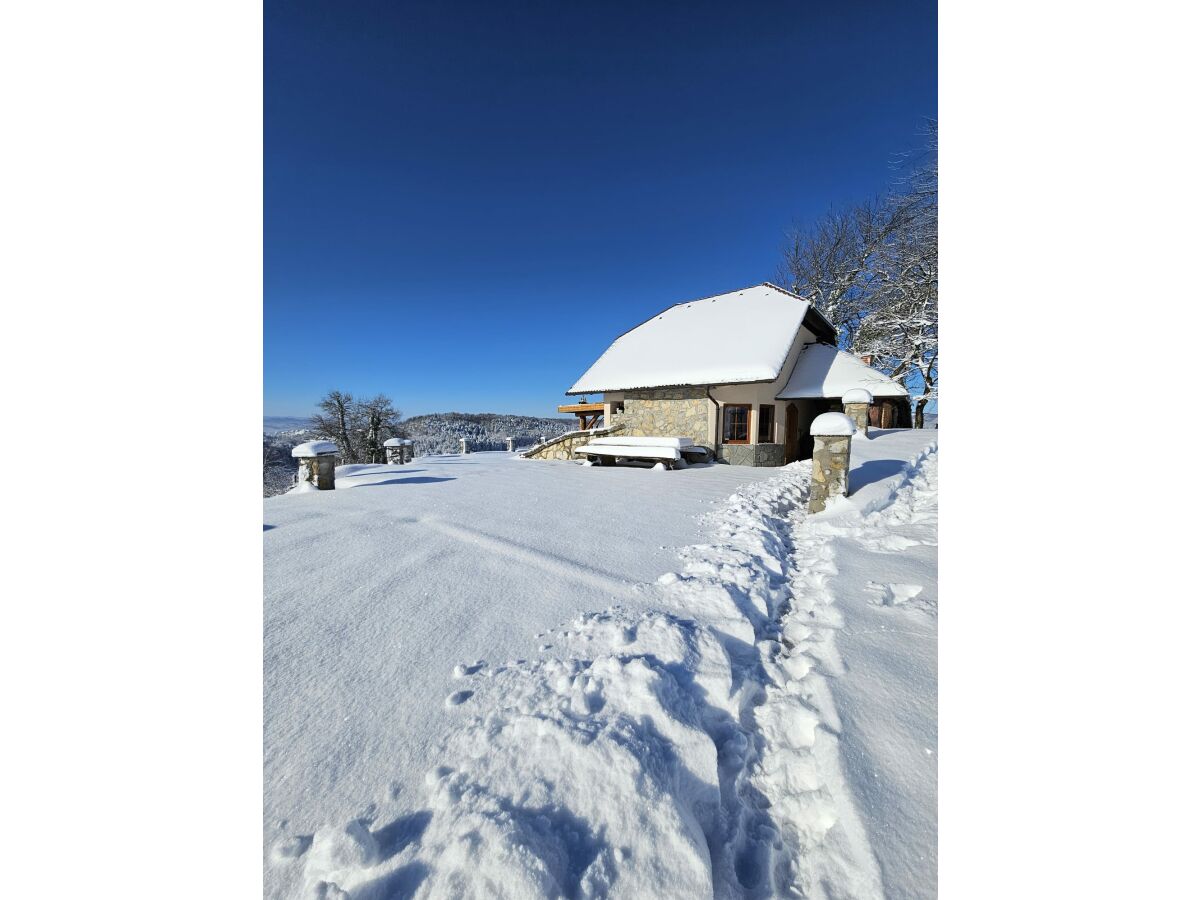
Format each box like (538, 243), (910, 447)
(574, 435), (713, 468)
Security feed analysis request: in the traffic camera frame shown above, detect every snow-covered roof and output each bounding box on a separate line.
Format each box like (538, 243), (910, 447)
(567, 284), (833, 394)
(777, 343), (909, 399)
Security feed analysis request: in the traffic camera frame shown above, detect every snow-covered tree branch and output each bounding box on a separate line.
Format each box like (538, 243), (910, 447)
(310, 390), (405, 463)
(780, 122), (938, 426)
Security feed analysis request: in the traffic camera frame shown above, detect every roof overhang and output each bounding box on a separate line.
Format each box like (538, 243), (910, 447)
(776, 343), (910, 400)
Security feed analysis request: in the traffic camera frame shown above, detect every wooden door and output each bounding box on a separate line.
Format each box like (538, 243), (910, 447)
(784, 403), (799, 462)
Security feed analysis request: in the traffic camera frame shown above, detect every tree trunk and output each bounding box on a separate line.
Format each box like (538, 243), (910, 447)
(914, 397), (927, 429)
(335, 403), (357, 463)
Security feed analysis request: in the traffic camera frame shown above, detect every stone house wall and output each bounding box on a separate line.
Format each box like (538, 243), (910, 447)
(717, 443), (785, 467)
(608, 387), (713, 448)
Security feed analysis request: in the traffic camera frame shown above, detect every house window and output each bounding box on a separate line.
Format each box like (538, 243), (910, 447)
(723, 404), (751, 444)
(758, 405), (775, 443)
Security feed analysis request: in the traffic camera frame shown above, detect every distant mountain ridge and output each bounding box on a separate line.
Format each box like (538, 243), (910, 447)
(263, 415), (314, 435)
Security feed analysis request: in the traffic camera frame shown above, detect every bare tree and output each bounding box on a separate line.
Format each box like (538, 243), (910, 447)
(779, 121), (938, 426)
(358, 394), (404, 464)
(311, 390), (360, 462)
(779, 200), (907, 349)
(856, 123), (938, 426)
(310, 390), (406, 463)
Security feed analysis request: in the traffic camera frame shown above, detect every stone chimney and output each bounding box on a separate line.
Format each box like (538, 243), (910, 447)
(860, 354), (874, 367)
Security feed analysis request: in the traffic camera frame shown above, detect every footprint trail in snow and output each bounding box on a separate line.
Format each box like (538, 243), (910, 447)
(271, 444), (938, 899)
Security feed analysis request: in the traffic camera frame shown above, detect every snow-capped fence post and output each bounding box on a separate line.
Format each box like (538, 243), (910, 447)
(808, 413), (857, 514)
(384, 437), (406, 465)
(402, 439), (414, 463)
(459, 438), (470, 455)
(505, 437), (515, 452)
(291, 440), (339, 491)
(842, 388), (873, 438)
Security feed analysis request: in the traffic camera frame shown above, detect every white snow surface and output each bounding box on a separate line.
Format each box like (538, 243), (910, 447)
(811, 412), (857, 436)
(842, 387), (873, 404)
(587, 436), (695, 448)
(292, 440), (339, 457)
(383, 438), (405, 447)
(265, 430), (937, 899)
(777, 343), (909, 399)
(567, 284), (815, 394)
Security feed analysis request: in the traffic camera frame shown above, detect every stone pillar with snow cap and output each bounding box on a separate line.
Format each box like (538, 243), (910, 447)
(505, 437), (515, 453)
(384, 437), (406, 465)
(459, 438), (470, 455)
(808, 412), (856, 514)
(291, 440), (339, 490)
(402, 439), (414, 463)
(842, 388), (873, 437)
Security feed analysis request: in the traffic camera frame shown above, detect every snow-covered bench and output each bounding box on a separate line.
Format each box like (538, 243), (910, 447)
(574, 436), (712, 469)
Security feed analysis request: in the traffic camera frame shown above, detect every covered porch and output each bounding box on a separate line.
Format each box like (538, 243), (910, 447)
(558, 401), (605, 430)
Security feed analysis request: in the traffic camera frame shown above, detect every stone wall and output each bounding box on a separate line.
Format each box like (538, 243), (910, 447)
(717, 443), (785, 467)
(522, 424), (626, 461)
(611, 387), (712, 447)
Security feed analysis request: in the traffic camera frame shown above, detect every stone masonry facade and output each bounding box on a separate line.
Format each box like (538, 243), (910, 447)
(525, 389), (791, 468)
(611, 387), (712, 448)
(718, 443), (785, 467)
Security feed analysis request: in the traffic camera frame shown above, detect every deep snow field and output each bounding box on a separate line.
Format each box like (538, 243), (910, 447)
(264, 429), (937, 899)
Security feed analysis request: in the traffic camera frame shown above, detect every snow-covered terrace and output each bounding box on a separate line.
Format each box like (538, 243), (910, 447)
(264, 430), (937, 898)
(265, 456), (790, 832)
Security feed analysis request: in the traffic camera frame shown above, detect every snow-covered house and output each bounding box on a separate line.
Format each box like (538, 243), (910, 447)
(566, 283), (910, 466)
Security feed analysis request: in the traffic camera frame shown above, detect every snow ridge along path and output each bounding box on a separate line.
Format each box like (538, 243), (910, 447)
(753, 442), (938, 899)
(270, 434), (937, 899)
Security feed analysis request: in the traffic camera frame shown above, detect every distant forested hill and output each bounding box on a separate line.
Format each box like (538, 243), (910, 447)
(401, 412), (574, 455)
(263, 412), (575, 497)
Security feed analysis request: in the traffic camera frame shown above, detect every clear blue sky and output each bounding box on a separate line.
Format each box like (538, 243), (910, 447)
(265, 0), (936, 418)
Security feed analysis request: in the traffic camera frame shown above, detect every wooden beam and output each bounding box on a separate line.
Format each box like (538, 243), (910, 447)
(558, 402), (605, 414)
